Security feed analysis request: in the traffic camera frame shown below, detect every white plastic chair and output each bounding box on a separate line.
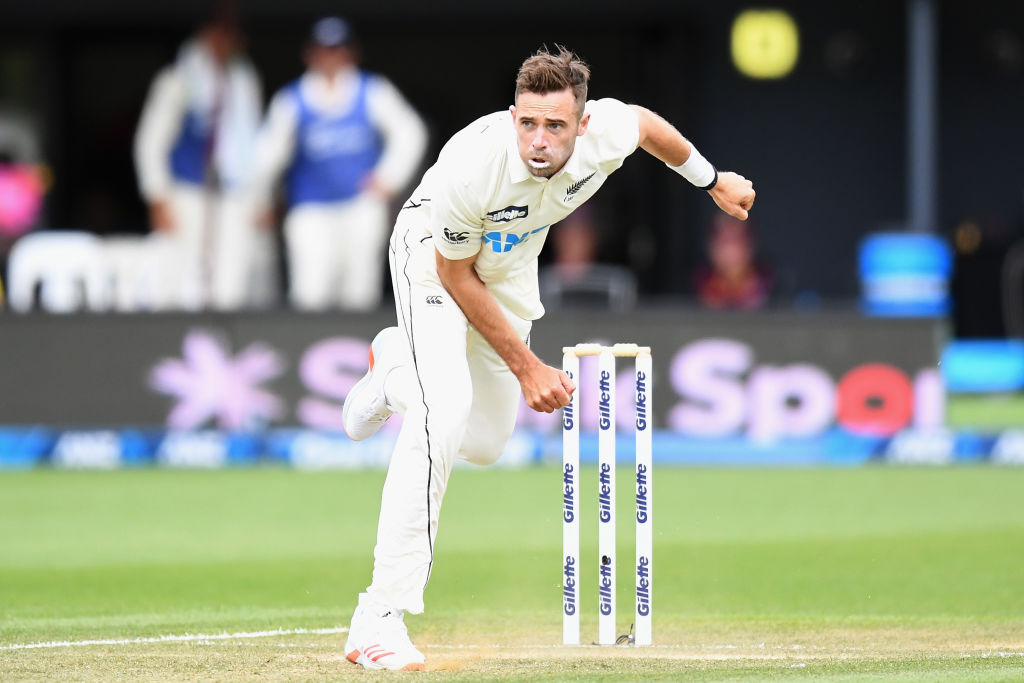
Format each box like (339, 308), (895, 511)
(101, 234), (163, 312)
(7, 230), (110, 313)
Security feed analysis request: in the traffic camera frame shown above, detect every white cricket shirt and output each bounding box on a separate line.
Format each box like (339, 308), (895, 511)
(411, 97), (640, 320)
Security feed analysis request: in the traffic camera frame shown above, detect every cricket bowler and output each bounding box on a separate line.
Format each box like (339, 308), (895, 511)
(340, 45), (755, 670)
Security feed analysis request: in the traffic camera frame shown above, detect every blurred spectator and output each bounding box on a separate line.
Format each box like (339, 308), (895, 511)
(0, 111), (46, 240)
(951, 213), (1019, 337)
(0, 109), (48, 308)
(539, 204), (637, 312)
(250, 17), (427, 312)
(692, 214), (772, 310)
(549, 205), (600, 281)
(133, 7), (272, 311)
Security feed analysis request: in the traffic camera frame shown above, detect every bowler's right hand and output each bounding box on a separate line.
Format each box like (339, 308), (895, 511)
(519, 362), (577, 413)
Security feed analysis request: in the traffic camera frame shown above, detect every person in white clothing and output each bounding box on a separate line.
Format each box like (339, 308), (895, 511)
(340, 46), (756, 670)
(250, 17), (428, 311)
(134, 13), (271, 311)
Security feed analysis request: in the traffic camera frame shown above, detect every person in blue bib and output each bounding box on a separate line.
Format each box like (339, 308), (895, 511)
(251, 17), (428, 311)
(134, 10), (271, 311)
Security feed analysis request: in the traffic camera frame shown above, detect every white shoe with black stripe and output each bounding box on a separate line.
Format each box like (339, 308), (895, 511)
(344, 594), (425, 671)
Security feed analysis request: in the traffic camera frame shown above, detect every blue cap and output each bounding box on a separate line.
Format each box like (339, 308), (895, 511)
(311, 17), (353, 48)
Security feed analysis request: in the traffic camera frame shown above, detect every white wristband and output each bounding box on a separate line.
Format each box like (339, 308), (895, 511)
(666, 146), (718, 190)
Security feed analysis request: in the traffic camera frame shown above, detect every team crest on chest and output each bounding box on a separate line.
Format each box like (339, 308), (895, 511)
(565, 172), (596, 199)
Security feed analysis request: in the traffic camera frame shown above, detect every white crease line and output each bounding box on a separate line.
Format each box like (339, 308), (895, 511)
(1, 626), (348, 651)
(7, 632), (962, 656)
(423, 643), (839, 651)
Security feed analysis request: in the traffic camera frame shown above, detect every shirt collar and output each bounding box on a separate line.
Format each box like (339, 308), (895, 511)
(302, 66), (358, 100)
(560, 146), (583, 179)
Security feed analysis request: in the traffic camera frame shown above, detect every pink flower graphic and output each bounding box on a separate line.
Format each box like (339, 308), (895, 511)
(149, 330), (285, 429)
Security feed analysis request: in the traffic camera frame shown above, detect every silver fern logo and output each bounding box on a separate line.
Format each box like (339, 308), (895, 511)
(565, 172), (596, 198)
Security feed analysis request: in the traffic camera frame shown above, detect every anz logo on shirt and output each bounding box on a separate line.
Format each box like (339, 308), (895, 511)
(303, 122), (374, 159)
(482, 226), (549, 253)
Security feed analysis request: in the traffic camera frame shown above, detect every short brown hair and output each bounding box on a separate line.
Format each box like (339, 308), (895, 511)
(515, 45), (590, 117)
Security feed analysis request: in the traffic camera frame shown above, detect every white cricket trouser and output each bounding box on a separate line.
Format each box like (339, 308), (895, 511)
(284, 193), (388, 311)
(153, 183), (274, 311)
(365, 209), (530, 614)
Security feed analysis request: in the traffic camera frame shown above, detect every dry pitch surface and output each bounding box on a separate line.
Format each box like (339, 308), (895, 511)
(3, 622), (1023, 681)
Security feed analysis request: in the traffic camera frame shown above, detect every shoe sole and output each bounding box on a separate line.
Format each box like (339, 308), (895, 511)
(341, 334), (394, 440)
(349, 648), (425, 671)
(341, 346), (376, 441)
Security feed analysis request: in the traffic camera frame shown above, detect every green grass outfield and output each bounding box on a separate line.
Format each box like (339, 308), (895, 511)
(1, 466), (1023, 681)
(948, 394), (1024, 430)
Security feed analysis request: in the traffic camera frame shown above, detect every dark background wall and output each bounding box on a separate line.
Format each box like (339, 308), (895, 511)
(1, 0), (1023, 305)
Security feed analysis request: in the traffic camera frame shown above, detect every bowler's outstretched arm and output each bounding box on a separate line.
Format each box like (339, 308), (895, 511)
(630, 105), (756, 220)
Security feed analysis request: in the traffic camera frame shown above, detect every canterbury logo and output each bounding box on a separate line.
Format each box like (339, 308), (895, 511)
(442, 226), (469, 244)
(362, 644), (396, 663)
(565, 172), (596, 198)
(425, 296), (443, 305)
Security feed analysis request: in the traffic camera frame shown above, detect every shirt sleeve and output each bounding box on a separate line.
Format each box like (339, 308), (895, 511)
(429, 151), (485, 261)
(366, 76), (429, 194)
(246, 89), (299, 206)
(585, 98), (641, 172)
(133, 67), (186, 201)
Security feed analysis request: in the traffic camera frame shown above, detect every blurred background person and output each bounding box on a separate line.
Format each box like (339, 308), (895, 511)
(547, 205), (601, 283)
(539, 204), (637, 312)
(250, 16), (427, 312)
(0, 108), (49, 311)
(0, 109), (47, 257)
(692, 214), (772, 310)
(133, 6), (271, 311)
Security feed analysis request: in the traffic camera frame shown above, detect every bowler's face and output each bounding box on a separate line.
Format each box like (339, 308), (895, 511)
(510, 88), (590, 179)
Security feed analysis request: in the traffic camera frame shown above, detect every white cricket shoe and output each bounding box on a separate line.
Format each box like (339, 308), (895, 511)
(344, 594), (425, 671)
(342, 327), (402, 441)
